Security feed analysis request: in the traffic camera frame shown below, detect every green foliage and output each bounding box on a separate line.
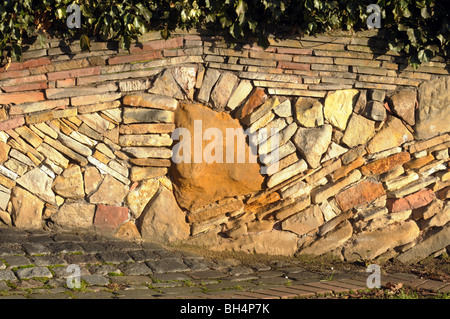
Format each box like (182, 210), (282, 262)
(0, 0), (449, 68)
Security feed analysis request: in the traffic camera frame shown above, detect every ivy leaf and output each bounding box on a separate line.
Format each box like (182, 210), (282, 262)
(80, 34), (91, 52)
(161, 27), (170, 40)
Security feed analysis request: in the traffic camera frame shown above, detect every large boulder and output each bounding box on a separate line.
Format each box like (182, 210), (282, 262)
(137, 186), (190, 243)
(170, 101), (264, 211)
(415, 76), (450, 140)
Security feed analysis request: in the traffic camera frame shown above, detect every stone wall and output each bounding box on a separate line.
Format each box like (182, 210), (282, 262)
(0, 29), (449, 264)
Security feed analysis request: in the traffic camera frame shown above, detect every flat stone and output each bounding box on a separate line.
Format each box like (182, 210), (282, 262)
(118, 263), (153, 276)
(235, 87), (268, 119)
(388, 188), (436, 212)
(52, 165), (84, 199)
(148, 69), (184, 99)
(227, 80), (253, 111)
(10, 186), (44, 230)
(51, 202), (96, 229)
(273, 99), (292, 118)
(295, 97), (324, 127)
(361, 151), (411, 176)
(15, 266), (53, 279)
(364, 101), (386, 121)
(367, 116), (414, 154)
(0, 270), (17, 281)
(89, 175), (129, 206)
(15, 168), (56, 205)
(324, 89), (359, 130)
(420, 201), (450, 229)
(342, 113), (376, 148)
(97, 252), (133, 264)
(3, 255), (31, 268)
(293, 124), (332, 168)
(335, 179), (386, 212)
(126, 179), (159, 219)
(311, 169), (361, 204)
(93, 205), (129, 231)
(122, 93), (178, 111)
(210, 72), (239, 111)
(385, 172), (419, 191)
(83, 166), (103, 196)
(387, 176), (438, 198)
(281, 205), (324, 236)
(266, 160), (308, 188)
(397, 222), (450, 264)
(80, 274), (110, 286)
(321, 142), (348, 163)
(118, 134), (172, 147)
(371, 90), (386, 102)
(123, 108), (174, 124)
(415, 76), (450, 140)
(122, 147), (172, 159)
(172, 66), (197, 96)
(343, 220), (420, 261)
(197, 68), (221, 104)
(30, 255), (67, 266)
(130, 166), (168, 182)
(298, 220), (353, 256)
(242, 97), (279, 126)
(146, 258), (190, 274)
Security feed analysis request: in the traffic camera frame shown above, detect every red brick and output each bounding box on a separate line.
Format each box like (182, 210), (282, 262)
(0, 116), (25, 131)
(335, 179), (386, 211)
(0, 69), (30, 81)
(108, 51), (163, 65)
(94, 205), (129, 230)
(277, 61), (311, 71)
(47, 66), (101, 81)
(276, 47), (313, 55)
(1, 57), (51, 72)
(0, 91), (45, 105)
(2, 82), (47, 92)
(0, 74), (46, 87)
(129, 37), (184, 54)
(360, 152), (411, 176)
(387, 189), (436, 212)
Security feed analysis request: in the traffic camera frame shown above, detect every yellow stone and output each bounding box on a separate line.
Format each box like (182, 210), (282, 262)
(324, 89), (359, 130)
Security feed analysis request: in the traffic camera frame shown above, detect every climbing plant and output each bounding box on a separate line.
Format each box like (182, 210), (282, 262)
(0, 0), (449, 68)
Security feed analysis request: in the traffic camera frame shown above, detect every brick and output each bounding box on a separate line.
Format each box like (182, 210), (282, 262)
(0, 69), (30, 81)
(129, 37), (184, 54)
(314, 50), (374, 60)
(277, 61), (310, 71)
(94, 204), (129, 230)
(108, 51), (163, 65)
(334, 58), (380, 68)
(1, 57), (51, 72)
(354, 82), (397, 91)
(238, 58), (277, 67)
(119, 123), (175, 135)
(387, 188), (436, 212)
(310, 64), (349, 72)
(56, 78), (76, 88)
(204, 47), (248, 58)
(1, 82), (47, 92)
(293, 55), (333, 64)
(267, 88), (326, 98)
(45, 83), (117, 99)
(360, 152), (411, 176)
(0, 91), (45, 105)
(0, 117), (25, 131)
(352, 66), (388, 76)
(335, 179), (386, 212)
(0, 74), (47, 87)
(47, 66), (101, 81)
(128, 158), (171, 167)
(249, 51), (292, 61)
(276, 47), (313, 55)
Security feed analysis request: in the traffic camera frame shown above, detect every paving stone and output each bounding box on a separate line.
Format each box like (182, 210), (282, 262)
(183, 259), (212, 272)
(30, 292), (72, 299)
(0, 269), (17, 281)
(3, 255), (31, 268)
(88, 264), (122, 276)
(30, 255), (67, 267)
(0, 281), (11, 291)
(109, 275), (152, 285)
(22, 243), (52, 256)
(188, 270), (226, 280)
(146, 258), (190, 274)
(128, 250), (160, 262)
(114, 289), (157, 299)
(141, 242), (166, 251)
(63, 253), (100, 265)
(79, 242), (111, 254)
(80, 274), (109, 286)
(97, 252), (133, 264)
(119, 263), (153, 276)
(15, 266), (53, 279)
(27, 235), (54, 244)
(49, 242), (83, 254)
(51, 266), (91, 279)
(0, 245), (24, 256)
(151, 273), (192, 282)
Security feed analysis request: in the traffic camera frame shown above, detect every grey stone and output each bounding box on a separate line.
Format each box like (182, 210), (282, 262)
(0, 269), (17, 281)
(293, 124), (332, 168)
(16, 266), (53, 279)
(210, 72), (239, 111)
(123, 108), (174, 124)
(371, 90), (386, 102)
(51, 266), (90, 279)
(3, 255), (31, 268)
(63, 253), (100, 265)
(148, 69), (184, 99)
(128, 250), (160, 262)
(146, 258), (190, 274)
(97, 252), (133, 264)
(88, 264), (122, 276)
(30, 256), (67, 267)
(183, 259), (212, 272)
(197, 68), (221, 104)
(119, 262), (153, 276)
(364, 100), (386, 121)
(80, 274), (110, 286)
(227, 266), (254, 276)
(48, 242), (83, 254)
(22, 243), (51, 256)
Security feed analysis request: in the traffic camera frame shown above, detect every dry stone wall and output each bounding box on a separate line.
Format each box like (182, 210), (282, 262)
(0, 30), (449, 264)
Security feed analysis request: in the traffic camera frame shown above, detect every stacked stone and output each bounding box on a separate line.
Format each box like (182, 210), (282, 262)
(0, 30), (449, 264)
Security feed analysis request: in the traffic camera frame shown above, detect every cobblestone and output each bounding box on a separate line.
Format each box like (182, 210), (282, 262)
(0, 224), (447, 300)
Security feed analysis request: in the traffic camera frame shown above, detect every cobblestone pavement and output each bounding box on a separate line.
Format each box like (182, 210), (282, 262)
(0, 225), (449, 300)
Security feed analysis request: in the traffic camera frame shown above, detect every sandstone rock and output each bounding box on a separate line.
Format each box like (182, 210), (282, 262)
(342, 113), (376, 148)
(89, 175), (129, 206)
(293, 124), (332, 168)
(126, 179), (160, 219)
(130, 167), (168, 182)
(122, 93), (178, 111)
(420, 201), (450, 229)
(385, 172), (419, 191)
(397, 222), (450, 264)
(367, 116), (414, 154)
(188, 198), (244, 224)
(122, 147), (172, 159)
(387, 188), (436, 212)
(364, 101), (386, 121)
(331, 157), (365, 182)
(324, 89), (359, 130)
(361, 151), (411, 176)
(170, 102), (264, 211)
(321, 142), (348, 163)
(197, 68), (221, 104)
(0, 209), (11, 226)
(148, 69), (184, 99)
(227, 80), (253, 111)
(138, 186), (190, 243)
(11, 187), (44, 229)
(84, 166), (103, 196)
(335, 179), (386, 212)
(172, 66), (197, 96)
(0, 142), (10, 164)
(311, 169), (361, 204)
(273, 99), (292, 118)
(343, 220), (420, 261)
(123, 108), (174, 124)
(93, 204), (129, 231)
(15, 168), (56, 205)
(235, 87), (267, 119)
(415, 76), (450, 140)
(294, 97), (324, 128)
(52, 201), (96, 229)
(318, 210), (354, 236)
(387, 176), (438, 198)
(114, 221), (141, 241)
(214, 230), (298, 256)
(52, 165), (84, 199)
(389, 90), (416, 126)
(266, 160), (307, 188)
(210, 72), (239, 111)
(281, 205), (324, 237)
(242, 97), (279, 126)
(298, 220), (353, 256)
